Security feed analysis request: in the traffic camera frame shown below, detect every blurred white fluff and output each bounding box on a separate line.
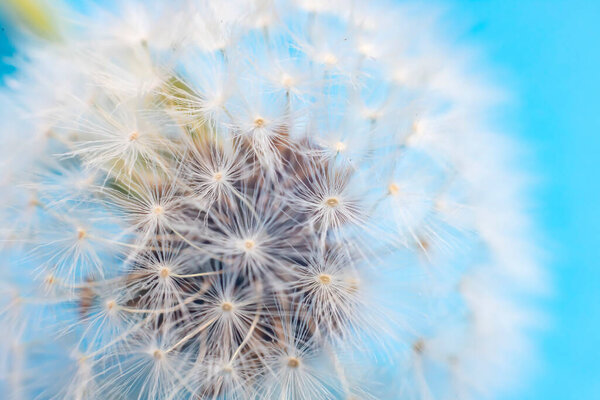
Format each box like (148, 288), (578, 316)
(0, 0), (540, 399)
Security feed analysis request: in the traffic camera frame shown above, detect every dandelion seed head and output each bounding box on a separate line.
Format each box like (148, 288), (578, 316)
(0, 0), (540, 398)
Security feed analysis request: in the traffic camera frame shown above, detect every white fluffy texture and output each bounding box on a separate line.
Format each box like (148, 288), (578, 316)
(0, 0), (539, 399)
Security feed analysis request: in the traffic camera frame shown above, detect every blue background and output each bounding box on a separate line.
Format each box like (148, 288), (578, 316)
(445, 1), (600, 399)
(0, 1), (598, 399)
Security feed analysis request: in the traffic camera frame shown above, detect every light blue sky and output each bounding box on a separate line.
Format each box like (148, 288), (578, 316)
(0, 1), (598, 399)
(448, 1), (599, 398)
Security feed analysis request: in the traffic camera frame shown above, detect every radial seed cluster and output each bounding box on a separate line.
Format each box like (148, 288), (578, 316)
(0, 1), (538, 399)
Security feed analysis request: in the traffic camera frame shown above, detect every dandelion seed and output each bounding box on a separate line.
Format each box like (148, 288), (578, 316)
(76, 228), (87, 240)
(281, 74), (296, 90)
(221, 302), (233, 312)
(325, 197), (340, 208)
(254, 117), (266, 128)
(287, 357), (301, 368)
(158, 267), (170, 279)
(128, 131), (139, 142)
(388, 183), (400, 196)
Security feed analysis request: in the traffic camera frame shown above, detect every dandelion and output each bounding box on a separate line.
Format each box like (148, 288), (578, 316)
(0, 0), (539, 399)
